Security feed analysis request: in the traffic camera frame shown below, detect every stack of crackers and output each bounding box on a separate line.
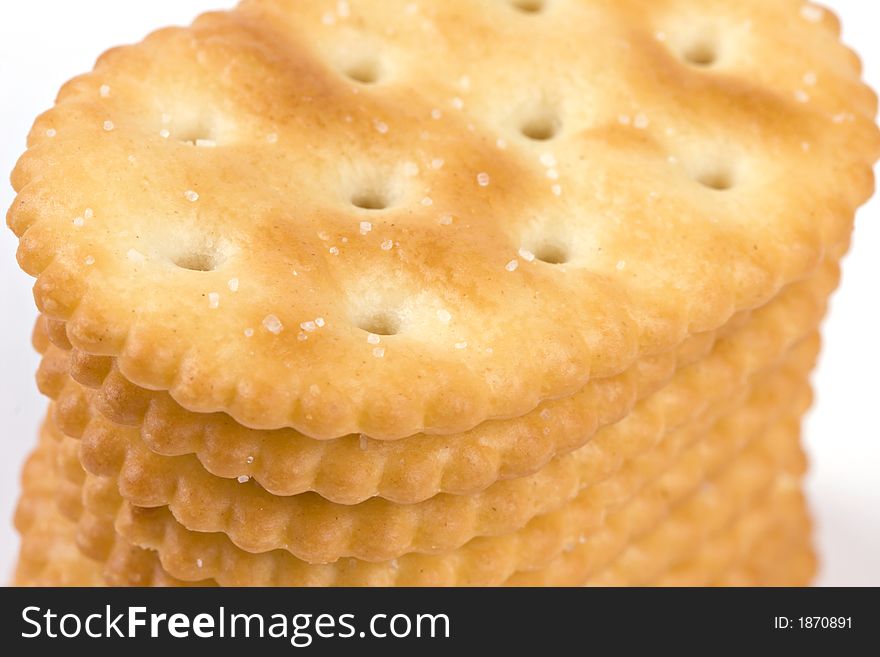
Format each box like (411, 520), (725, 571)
(8, 0), (879, 586)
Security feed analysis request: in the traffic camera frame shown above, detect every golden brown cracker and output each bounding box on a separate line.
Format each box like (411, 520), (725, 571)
(77, 350), (813, 584)
(595, 474), (812, 586)
(8, 0), (877, 440)
(507, 412), (808, 586)
(37, 254), (838, 508)
(14, 421), (203, 587)
(52, 330), (815, 564)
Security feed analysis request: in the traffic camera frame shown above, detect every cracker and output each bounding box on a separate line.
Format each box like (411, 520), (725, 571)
(37, 255), (838, 506)
(113, 402), (807, 586)
(7, 0), (877, 439)
(654, 488), (813, 586)
(590, 472), (811, 586)
(13, 431), (104, 586)
(14, 421), (202, 587)
(718, 544), (817, 587)
(40, 332), (688, 502)
(507, 412), (807, 586)
(77, 352), (813, 585)
(49, 327), (815, 564)
(56, 408), (810, 586)
(702, 505), (815, 587)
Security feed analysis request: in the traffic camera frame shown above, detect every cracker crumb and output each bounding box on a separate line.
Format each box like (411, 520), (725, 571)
(317, 231), (330, 241)
(263, 314), (283, 334)
(372, 346), (385, 358)
(476, 172), (490, 187)
(196, 559), (203, 568)
(455, 341), (468, 349)
(184, 190), (199, 202)
(540, 408), (552, 421)
(452, 96), (464, 110)
(159, 129), (170, 139)
(246, 456), (254, 464)
(45, 128), (56, 137)
(518, 248), (536, 262)
(83, 208), (94, 220)
(103, 120), (114, 131)
(794, 89), (810, 103)
(359, 221), (372, 235)
(431, 108), (443, 120)
(803, 71), (818, 86)
(367, 333), (381, 345)
(546, 168), (559, 180)
(300, 320), (318, 332)
(100, 84), (110, 97)
(126, 248), (145, 263)
(228, 278), (240, 292)
(374, 119), (389, 134)
(195, 138), (216, 147)
(616, 260), (627, 271)
(237, 475), (250, 484)
(420, 196), (434, 206)
(436, 308), (452, 323)
(439, 213), (454, 225)
(431, 158), (445, 170)
(800, 5), (824, 23)
(84, 256), (95, 266)
(505, 259), (519, 272)
(208, 292), (220, 308)
(496, 138), (508, 150)
(73, 216), (84, 227)
(244, 328), (254, 337)
(551, 184), (562, 196)
(298, 332), (308, 341)
(315, 317), (326, 328)
(381, 239), (394, 251)
(329, 246), (340, 255)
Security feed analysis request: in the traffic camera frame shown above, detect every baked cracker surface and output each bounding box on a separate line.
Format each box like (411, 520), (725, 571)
(8, 0), (879, 438)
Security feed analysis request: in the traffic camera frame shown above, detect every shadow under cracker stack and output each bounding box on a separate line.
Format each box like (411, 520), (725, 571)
(7, 0), (880, 586)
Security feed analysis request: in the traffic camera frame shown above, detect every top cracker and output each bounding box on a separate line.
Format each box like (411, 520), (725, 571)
(8, 0), (879, 439)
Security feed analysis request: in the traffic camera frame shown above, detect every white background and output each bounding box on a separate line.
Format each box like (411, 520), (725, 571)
(0, 0), (878, 585)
